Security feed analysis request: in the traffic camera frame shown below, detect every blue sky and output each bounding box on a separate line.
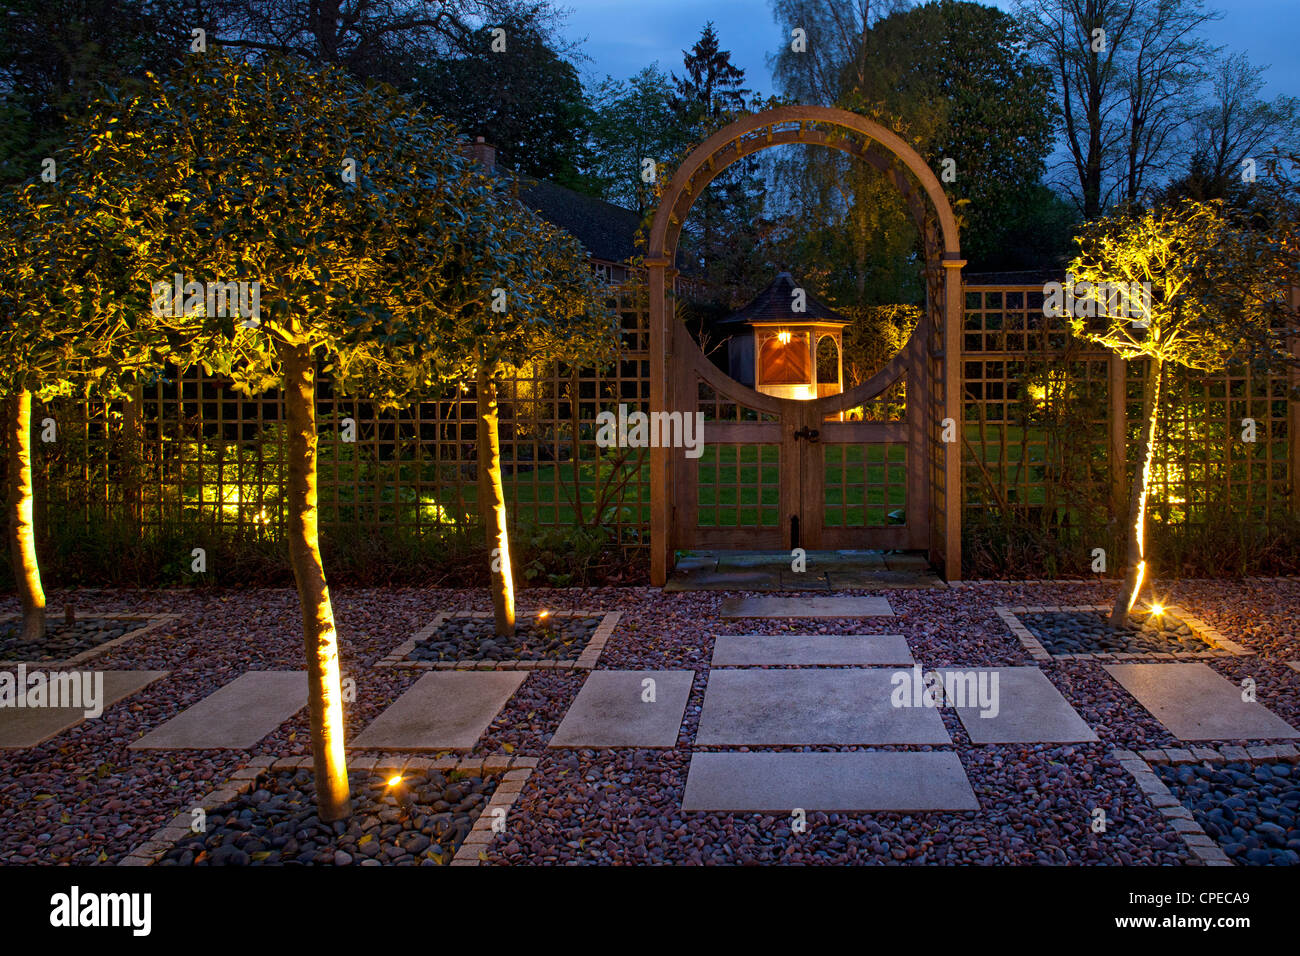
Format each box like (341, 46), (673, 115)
(560, 0), (1300, 101)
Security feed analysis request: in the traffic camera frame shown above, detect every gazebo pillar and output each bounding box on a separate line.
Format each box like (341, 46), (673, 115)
(942, 255), (966, 581)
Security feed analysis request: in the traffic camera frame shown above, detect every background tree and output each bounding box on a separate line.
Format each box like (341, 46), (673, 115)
(415, 17), (592, 188)
(671, 22), (766, 300)
(587, 65), (690, 215)
(51, 53), (611, 819)
(0, 0), (188, 184)
(765, 0), (1060, 310)
(1015, 0), (1220, 217)
(1066, 199), (1291, 624)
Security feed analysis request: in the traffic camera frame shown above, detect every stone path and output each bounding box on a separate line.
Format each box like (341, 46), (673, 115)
(350, 671), (526, 751)
(719, 594), (893, 618)
(937, 667), (1098, 744)
(129, 671), (307, 750)
(549, 670), (693, 748)
(682, 751), (980, 812)
(1104, 663), (1300, 741)
(0, 671), (168, 749)
(666, 550), (945, 592)
(711, 633), (913, 667)
(695, 668), (951, 746)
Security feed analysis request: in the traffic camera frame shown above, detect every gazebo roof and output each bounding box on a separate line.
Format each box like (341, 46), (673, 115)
(717, 272), (851, 328)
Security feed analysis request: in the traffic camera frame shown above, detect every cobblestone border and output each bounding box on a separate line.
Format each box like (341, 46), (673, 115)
(1114, 743), (1300, 867)
(0, 612), (179, 667)
(953, 576), (1300, 587)
(996, 605), (1250, 663)
(377, 610), (620, 671)
(119, 752), (538, 867)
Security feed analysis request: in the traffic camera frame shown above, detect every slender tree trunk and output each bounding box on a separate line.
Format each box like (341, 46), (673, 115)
(476, 363), (516, 638)
(7, 390), (45, 643)
(282, 343), (351, 821)
(1110, 357), (1164, 627)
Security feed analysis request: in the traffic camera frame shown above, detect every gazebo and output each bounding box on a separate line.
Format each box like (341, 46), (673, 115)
(713, 272), (849, 401)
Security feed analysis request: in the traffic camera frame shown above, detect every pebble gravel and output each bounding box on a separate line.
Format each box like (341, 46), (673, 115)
(0, 577), (1296, 865)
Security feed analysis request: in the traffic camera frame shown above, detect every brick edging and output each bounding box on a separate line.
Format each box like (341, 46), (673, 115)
(953, 575), (1300, 587)
(376, 610), (620, 671)
(1113, 743), (1300, 867)
(0, 612), (179, 668)
(119, 753), (539, 867)
(997, 605), (1251, 663)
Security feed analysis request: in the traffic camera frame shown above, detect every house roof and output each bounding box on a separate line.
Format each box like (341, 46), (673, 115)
(518, 179), (643, 266)
(718, 272), (850, 327)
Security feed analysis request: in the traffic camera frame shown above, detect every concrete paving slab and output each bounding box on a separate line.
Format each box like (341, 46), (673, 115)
(936, 667), (1097, 743)
(664, 569), (784, 592)
(129, 671), (307, 750)
(549, 670), (693, 748)
(1104, 663), (1300, 741)
(695, 668), (950, 745)
(718, 595), (894, 618)
(350, 671), (526, 751)
(778, 571), (832, 590)
(682, 751), (979, 811)
(712, 634), (913, 667)
(826, 570), (946, 590)
(884, 553), (932, 572)
(1, 670), (168, 749)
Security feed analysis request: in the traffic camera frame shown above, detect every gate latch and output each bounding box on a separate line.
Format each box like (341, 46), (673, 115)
(793, 427), (820, 443)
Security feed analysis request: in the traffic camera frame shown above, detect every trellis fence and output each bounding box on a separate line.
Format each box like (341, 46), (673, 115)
(15, 280), (1300, 573)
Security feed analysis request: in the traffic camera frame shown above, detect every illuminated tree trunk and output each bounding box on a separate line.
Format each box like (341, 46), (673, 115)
(1110, 357), (1164, 627)
(282, 342), (351, 821)
(476, 364), (516, 638)
(7, 390), (46, 643)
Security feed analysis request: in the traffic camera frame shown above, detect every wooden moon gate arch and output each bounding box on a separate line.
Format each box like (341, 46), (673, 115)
(645, 105), (965, 585)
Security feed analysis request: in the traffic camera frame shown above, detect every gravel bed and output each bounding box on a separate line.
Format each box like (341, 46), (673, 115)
(1018, 609), (1214, 655)
(0, 617), (148, 662)
(0, 579), (1294, 865)
(1157, 760), (1300, 865)
(157, 767), (497, 866)
(406, 614), (600, 662)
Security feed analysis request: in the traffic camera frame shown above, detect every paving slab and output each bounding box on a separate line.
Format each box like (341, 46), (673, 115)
(682, 751), (979, 811)
(0, 670), (168, 749)
(826, 570), (946, 590)
(129, 671), (307, 750)
(778, 571), (832, 590)
(549, 670), (693, 748)
(935, 666), (1097, 743)
(695, 668), (950, 746)
(350, 671), (526, 751)
(718, 595), (893, 618)
(664, 569), (784, 592)
(711, 634), (913, 667)
(1104, 663), (1300, 741)
(884, 553), (932, 572)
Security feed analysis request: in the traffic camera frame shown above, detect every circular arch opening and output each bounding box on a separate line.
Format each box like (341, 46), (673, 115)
(647, 105), (962, 415)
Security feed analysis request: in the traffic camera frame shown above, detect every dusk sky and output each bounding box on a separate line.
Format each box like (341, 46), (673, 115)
(559, 0), (1300, 101)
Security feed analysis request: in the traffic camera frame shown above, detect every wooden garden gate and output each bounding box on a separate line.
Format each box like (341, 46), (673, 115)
(645, 106), (965, 585)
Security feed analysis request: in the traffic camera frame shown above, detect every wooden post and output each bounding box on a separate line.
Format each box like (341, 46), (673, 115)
(942, 256), (965, 581)
(1290, 284), (1299, 514)
(1109, 353), (1128, 520)
(647, 257), (670, 586)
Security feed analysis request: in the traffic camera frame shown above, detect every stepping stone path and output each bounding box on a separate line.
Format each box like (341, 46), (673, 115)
(936, 667), (1097, 744)
(695, 669), (951, 746)
(682, 751), (980, 812)
(350, 671), (525, 751)
(130, 671), (307, 750)
(549, 670), (694, 748)
(1105, 663), (1300, 741)
(711, 633), (913, 667)
(719, 595), (893, 618)
(0, 670), (168, 748)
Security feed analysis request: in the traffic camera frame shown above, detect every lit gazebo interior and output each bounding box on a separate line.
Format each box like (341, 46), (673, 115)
(714, 272), (848, 401)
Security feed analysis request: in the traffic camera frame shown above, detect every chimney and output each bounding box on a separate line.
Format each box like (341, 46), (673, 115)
(464, 135), (495, 172)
